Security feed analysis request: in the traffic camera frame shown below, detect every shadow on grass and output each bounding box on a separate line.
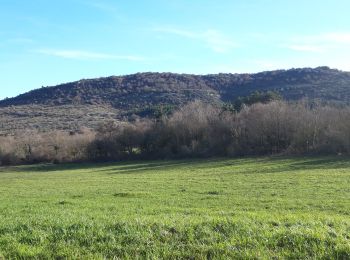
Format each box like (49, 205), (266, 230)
(0, 162), (115, 173)
(104, 156), (350, 175)
(267, 156), (350, 173)
(0, 159), (204, 174)
(0, 156), (349, 175)
(98, 160), (207, 174)
(80, 156), (344, 174)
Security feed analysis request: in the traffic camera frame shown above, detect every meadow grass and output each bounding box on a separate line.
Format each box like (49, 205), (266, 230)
(0, 156), (349, 259)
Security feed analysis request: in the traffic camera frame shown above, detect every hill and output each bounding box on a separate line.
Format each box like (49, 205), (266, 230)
(2, 66), (350, 108)
(1, 66), (350, 134)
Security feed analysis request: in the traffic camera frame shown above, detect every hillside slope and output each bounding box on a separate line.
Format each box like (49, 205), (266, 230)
(0, 66), (350, 134)
(2, 66), (350, 108)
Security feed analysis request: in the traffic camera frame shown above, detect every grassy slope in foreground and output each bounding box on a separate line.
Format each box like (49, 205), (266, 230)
(0, 157), (349, 259)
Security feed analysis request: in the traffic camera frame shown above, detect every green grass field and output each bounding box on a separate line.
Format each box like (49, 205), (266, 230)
(0, 157), (349, 259)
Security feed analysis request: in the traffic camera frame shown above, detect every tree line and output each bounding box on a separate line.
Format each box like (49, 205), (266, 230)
(0, 99), (350, 165)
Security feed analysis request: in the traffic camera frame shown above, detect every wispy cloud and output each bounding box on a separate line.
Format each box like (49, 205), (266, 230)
(84, 1), (117, 12)
(9, 38), (35, 44)
(249, 56), (350, 73)
(285, 44), (325, 53)
(285, 32), (350, 53)
(309, 32), (350, 44)
(153, 27), (237, 53)
(35, 49), (145, 61)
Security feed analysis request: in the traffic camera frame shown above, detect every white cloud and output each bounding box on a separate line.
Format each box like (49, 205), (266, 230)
(153, 27), (237, 53)
(154, 28), (196, 38)
(251, 60), (282, 71)
(9, 38), (35, 44)
(285, 44), (325, 53)
(285, 32), (350, 53)
(203, 30), (237, 53)
(315, 32), (350, 44)
(248, 56), (350, 72)
(35, 49), (145, 61)
(80, 0), (117, 12)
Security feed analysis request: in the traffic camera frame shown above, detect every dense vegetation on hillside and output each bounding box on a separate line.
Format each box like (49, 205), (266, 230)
(0, 67), (349, 134)
(1, 100), (350, 166)
(0, 104), (121, 134)
(2, 67), (350, 108)
(0, 157), (349, 258)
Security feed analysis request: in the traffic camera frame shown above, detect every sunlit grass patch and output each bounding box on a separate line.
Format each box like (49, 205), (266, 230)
(0, 156), (349, 258)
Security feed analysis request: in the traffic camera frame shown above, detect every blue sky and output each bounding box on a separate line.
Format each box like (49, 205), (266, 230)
(1, 0), (350, 99)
